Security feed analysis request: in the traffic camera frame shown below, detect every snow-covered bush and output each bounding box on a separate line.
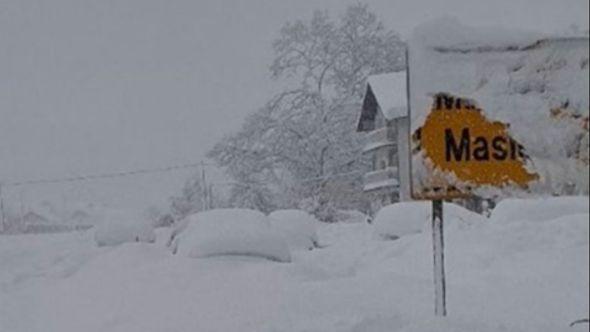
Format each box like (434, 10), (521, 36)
(268, 210), (319, 250)
(171, 209), (291, 262)
(94, 210), (156, 247)
(374, 202), (485, 240)
(490, 196), (589, 224)
(334, 210), (371, 224)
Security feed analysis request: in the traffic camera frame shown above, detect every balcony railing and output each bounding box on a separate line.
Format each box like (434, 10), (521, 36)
(363, 127), (396, 153)
(363, 167), (399, 192)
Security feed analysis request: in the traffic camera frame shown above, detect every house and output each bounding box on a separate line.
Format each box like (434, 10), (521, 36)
(21, 211), (58, 233)
(357, 72), (411, 211)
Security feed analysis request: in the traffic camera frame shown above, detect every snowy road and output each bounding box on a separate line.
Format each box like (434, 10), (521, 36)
(1, 204), (588, 332)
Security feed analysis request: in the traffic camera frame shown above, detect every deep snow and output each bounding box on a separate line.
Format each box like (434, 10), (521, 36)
(171, 209), (291, 262)
(373, 201), (486, 240)
(0, 198), (588, 332)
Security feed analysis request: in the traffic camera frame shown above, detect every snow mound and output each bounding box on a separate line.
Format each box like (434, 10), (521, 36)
(335, 209), (371, 224)
(154, 227), (175, 247)
(93, 210), (156, 247)
(268, 210), (319, 250)
(374, 202), (485, 240)
(77, 242), (169, 279)
(173, 209), (291, 262)
(490, 196), (589, 224)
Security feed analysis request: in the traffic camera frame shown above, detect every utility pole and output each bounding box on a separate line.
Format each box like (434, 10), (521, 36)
(208, 184), (214, 210)
(201, 161), (208, 211)
(0, 183), (6, 233)
(19, 189), (25, 229)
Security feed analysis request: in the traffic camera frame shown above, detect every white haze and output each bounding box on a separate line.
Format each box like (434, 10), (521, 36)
(0, 0), (587, 211)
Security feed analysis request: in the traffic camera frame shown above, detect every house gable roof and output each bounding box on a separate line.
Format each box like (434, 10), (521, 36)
(357, 71), (408, 132)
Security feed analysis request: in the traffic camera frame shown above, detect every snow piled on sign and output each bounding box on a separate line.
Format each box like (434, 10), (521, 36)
(374, 201), (485, 240)
(171, 209), (291, 262)
(490, 196), (589, 224)
(268, 210), (319, 251)
(93, 209), (156, 247)
(411, 18), (545, 52)
(409, 18), (589, 197)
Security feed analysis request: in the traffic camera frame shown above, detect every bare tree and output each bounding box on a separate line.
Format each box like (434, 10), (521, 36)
(169, 175), (206, 220)
(208, 4), (405, 220)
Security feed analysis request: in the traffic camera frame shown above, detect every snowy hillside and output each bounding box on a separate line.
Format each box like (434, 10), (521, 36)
(1, 197), (588, 332)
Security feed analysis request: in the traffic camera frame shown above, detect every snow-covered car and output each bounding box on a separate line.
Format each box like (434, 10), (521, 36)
(268, 209), (320, 250)
(93, 209), (156, 247)
(170, 209), (291, 262)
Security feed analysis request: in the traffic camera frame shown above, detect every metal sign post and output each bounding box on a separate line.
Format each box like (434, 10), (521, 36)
(432, 199), (447, 316)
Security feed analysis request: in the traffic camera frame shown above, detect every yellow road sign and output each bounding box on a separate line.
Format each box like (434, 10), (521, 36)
(408, 30), (589, 200)
(412, 94), (539, 199)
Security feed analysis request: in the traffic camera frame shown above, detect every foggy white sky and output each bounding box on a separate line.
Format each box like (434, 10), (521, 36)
(0, 0), (587, 211)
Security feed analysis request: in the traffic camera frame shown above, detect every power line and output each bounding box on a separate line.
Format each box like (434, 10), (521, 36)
(5, 161), (215, 188)
(210, 170), (362, 188)
(1, 159), (360, 190)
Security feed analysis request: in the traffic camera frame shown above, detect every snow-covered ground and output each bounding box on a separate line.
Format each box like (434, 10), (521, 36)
(1, 198), (588, 332)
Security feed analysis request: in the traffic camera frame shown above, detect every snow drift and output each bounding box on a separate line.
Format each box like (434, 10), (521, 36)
(93, 210), (156, 247)
(490, 196), (589, 224)
(171, 209), (291, 262)
(1, 196), (588, 332)
(335, 209), (371, 224)
(268, 209), (319, 250)
(373, 201), (485, 240)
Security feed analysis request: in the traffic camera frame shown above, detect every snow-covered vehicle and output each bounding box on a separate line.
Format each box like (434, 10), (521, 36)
(93, 210), (156, 247)
(268, 209), (320, 250)
(169, 209), (291, 262)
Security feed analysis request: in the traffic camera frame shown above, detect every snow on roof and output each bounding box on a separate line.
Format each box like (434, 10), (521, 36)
(363, 178), (399, 192)
(367, 72), (407, 120)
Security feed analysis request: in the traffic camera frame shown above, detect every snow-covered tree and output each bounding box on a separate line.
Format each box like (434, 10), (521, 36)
(169, 175), (207, 220)
(208, 4), (405, 220)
